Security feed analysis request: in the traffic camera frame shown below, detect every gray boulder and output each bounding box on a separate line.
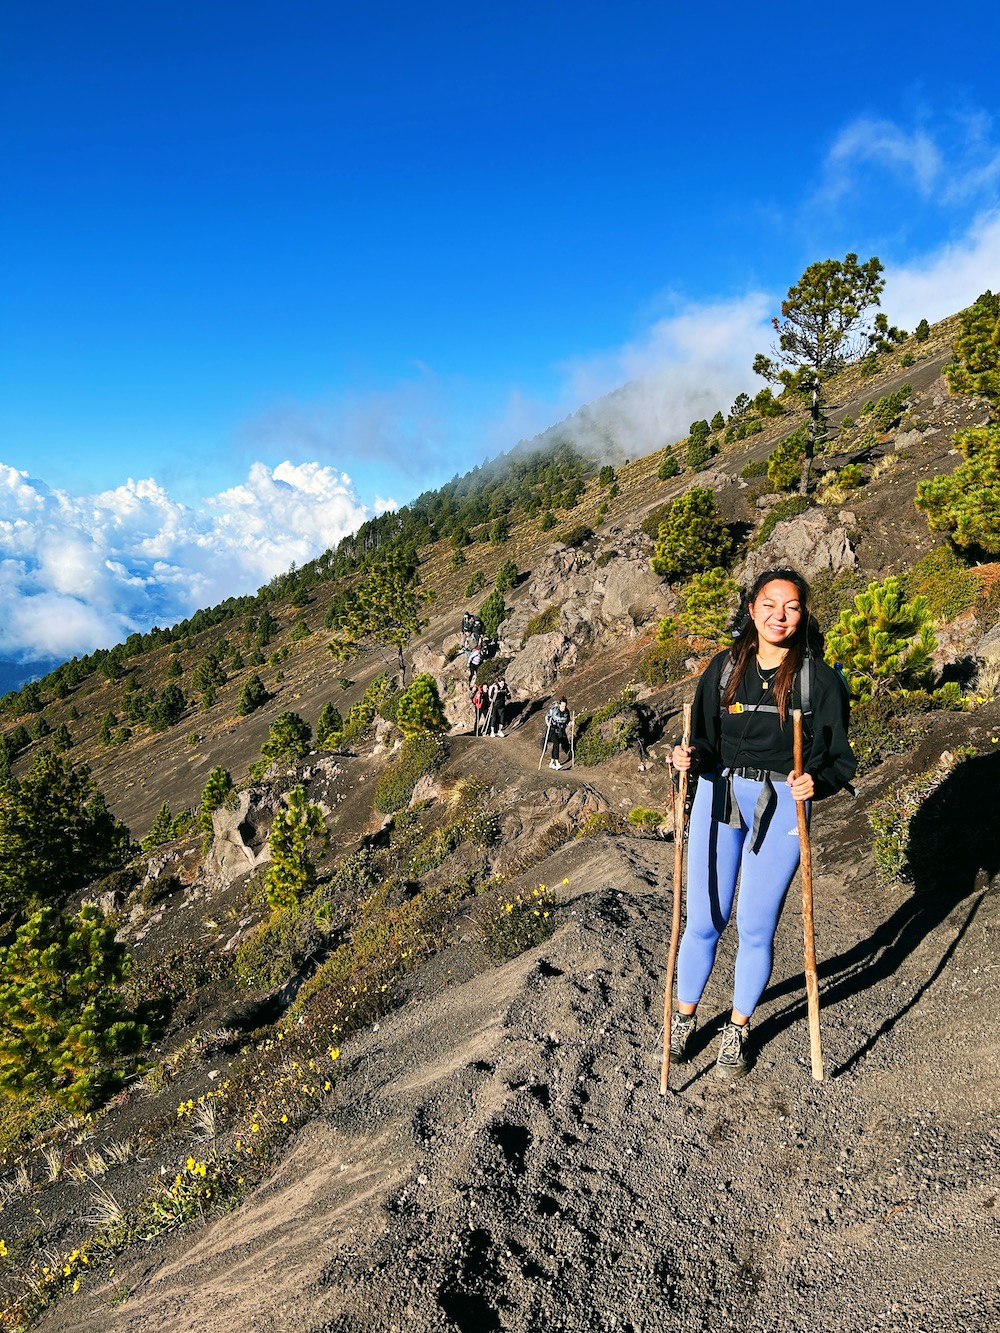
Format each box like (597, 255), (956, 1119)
(204, 787), (281, 887)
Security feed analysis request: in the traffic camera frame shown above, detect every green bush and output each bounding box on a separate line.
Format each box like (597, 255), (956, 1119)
(915, 423), (1000, 555)
(395, 674), (449, 737)
(657, 451), (681, 481)
(524, 605), (560, 639)
(316, 702), (344, 749)
(234, 900), (328, 990)
(198, 765), (235, 836)
(373, 734), (447, 815)
(263, 786), (328, 910)
(826, 576), (936, 700)
(479, 587), (507, 637)
(678, 568), (739, 641)
(914, 318), (930, 343)
(539, 510), (556, 531)
(464, 571), (487, 598)
(864, 384), (912, 433)
(490, 516), (510, 544)
(495, 558), (519, 594)
(752, 495), (811, 549)
(628, 807), (664, 828)
(767, 424), (807, 492)
(237, 673), (269, 716)
(650, 487), (733, 583)
(902, 546), (981, 623)
(739, 458), (768, 479)
(836, 463), (863, 490)
(638, 638), (689, 687)
(641, 503), (672, 540)
(575, 690), (643, 766)
(557, 523), (594, 548)
(0, 905), (147, 1112)
(260, 711), (312, 766)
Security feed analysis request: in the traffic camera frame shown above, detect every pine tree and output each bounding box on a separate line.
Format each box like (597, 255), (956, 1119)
(754, 253), (885, 493)
(945, 291), (1000, 406)
(825, 577), (936, 700)
(395, 674), (449, 738)
(479, 587), (507, 637)
(316, 703), (344, 749)
(651, 487), (733, 584)
(198, 766), (235, 836)
(260, 712), (312, 766)
(327, 554), (428, 685)
(141, 801), (175, 852)
(0, 753), (134, 923)
(0, 904), (147, 1112)
(678, 568), (740, 641)
(263, 786), (328, 910)
(236, 673), (269, 716)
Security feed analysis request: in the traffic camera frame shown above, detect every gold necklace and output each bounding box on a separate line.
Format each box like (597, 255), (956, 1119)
(754, 657), (779, 690)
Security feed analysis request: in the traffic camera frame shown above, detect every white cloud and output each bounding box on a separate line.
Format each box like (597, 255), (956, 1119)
(884, 209), (1000, 328)
(825, 119), (943, 200)
(550, 293), (774, 456)
(0, 461), (381, 663)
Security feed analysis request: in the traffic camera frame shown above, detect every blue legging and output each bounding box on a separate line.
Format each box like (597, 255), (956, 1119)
(676, 770), (810, 1018)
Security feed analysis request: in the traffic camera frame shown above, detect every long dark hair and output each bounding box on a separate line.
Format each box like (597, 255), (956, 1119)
(722, 567), (821, 723)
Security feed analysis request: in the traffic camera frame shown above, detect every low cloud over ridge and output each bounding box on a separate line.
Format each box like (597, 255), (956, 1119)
(0, 461), (384, 664)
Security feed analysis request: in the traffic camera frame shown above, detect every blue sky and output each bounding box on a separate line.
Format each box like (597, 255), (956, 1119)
(1, 1), (999, 669)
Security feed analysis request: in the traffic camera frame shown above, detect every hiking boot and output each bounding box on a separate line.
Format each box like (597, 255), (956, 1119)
(715, 1020), (750, 1081)
(669, 1010), (697, 1063)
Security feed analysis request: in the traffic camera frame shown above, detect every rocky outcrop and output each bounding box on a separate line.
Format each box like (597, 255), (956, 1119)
(204, 787), (282, 888)
(505, 631), (578, 697)
(742, 507), (858, 584)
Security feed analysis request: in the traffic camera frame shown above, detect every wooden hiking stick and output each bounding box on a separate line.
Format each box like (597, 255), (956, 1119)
(660, 701), (692, 1095)
(793, 709), (823, 1082)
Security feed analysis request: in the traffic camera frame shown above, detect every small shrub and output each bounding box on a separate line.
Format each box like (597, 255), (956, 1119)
(373, 734), (447, 815)
(236, 673), (269, 716)
(263, 786), (328, 910)
(316, 702), (344, 749)
(524, 605), (560, 639)
(641, 503), (672, 540)
(539, 510), (556, 531)
(752, 495), (811, 549)
(900, 351), (915, 368)
(495, 558), (519, 594)
(260, 711), (312, 765)
(767, 425), (806, 492)
(464, 571), (487, 598)
(739, 458), (768, 479)
(575, 690), (643, 766)
(628, 807), (664, 828)
(678, 568), (739, 642)
(557, 524), (594, 549)
(639, 638), (689, 687)
(657, 451), (681, 481)
(576, 812), (627, 838)
(902, 546), (980, 624)
(395, 674), (449, 737)
(479, 883), (557, 963)
(913, 318), (930, 343)
(450, 549), (467, 569)
(478, 587), (507, 637)
(651, 487), (733, 583)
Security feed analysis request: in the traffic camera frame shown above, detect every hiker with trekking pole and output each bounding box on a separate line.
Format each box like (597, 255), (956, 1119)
(485, 675), (510, 737)
(543, 697), (572, 770)
(665, 567), (856, 1082)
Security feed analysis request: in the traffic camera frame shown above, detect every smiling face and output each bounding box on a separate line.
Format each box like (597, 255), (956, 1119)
(749, 579), (803, 651)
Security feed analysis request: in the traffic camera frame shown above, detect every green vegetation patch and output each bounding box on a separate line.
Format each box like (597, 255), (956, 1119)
(373, 734), (447, 814)
(575, 690), (644, 766)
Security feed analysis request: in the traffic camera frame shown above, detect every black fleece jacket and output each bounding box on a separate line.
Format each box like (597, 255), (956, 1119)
(687, 650), (857, 800)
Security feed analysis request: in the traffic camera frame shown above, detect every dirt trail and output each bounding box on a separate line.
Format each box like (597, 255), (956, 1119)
(40, 812), (1000, 1333)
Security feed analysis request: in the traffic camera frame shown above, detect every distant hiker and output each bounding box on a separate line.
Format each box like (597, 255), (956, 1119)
(545, 697), (571, 769)
(471, 682), (489, 735)
(461, 610), (480, 649)
(668, 567), (856, 1081)
(466, 641), (483, 684)
(486, 675), (510, 736)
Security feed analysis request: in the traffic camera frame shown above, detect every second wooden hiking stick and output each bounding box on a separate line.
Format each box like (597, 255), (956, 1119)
(660, 701), (692, 1095)
(793, 708), (824, 1082)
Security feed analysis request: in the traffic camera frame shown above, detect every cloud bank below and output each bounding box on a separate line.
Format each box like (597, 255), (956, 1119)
(0, 461), (388, 665)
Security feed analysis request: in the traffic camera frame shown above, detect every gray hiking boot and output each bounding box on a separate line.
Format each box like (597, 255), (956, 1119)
(715, 1020), (750, 1081)
(669, 1010), (697, 1063)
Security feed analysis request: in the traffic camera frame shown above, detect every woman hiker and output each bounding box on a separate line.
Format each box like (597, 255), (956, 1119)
(669, 567), (856, 1080)
(486, 675), (510, 737)
(545, 697), (572, 769)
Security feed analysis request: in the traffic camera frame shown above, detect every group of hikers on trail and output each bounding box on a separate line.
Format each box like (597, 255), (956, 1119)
(470, 674), (511, 737)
